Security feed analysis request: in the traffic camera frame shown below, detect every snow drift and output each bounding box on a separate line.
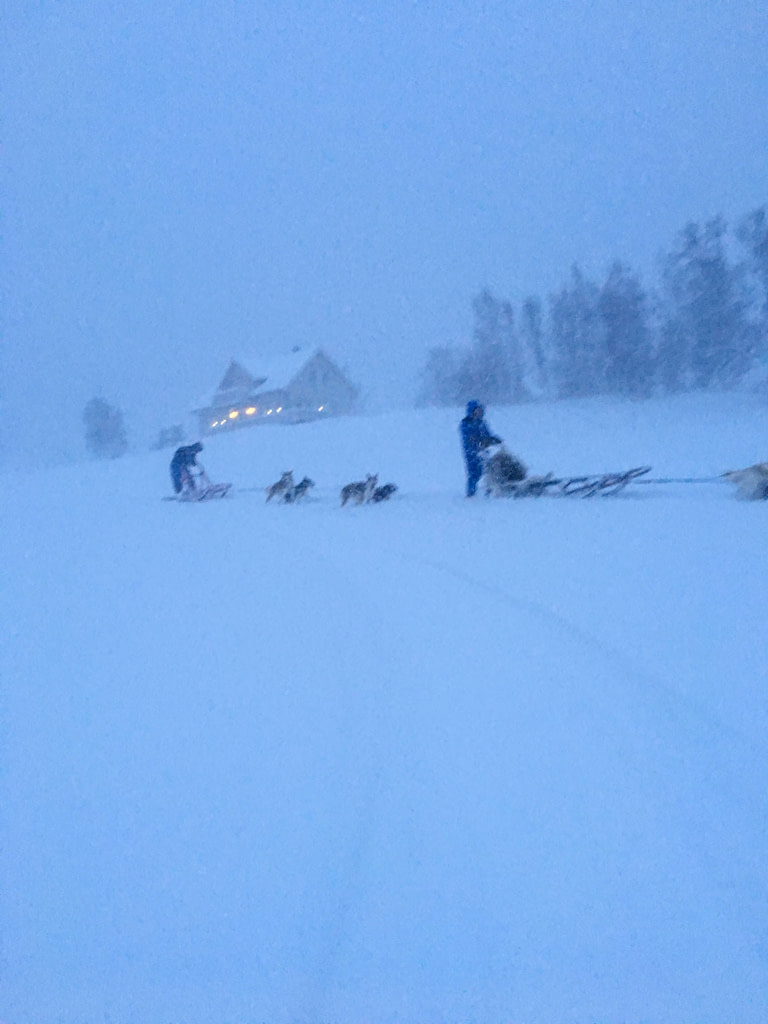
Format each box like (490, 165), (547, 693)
(1, 394), (767, 1024)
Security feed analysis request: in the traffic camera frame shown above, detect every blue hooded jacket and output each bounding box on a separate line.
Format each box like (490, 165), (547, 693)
(459, 401), (500, 463)
(170, 442), (203, 493)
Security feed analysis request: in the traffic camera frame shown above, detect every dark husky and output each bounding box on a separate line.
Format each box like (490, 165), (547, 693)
(340, 474), (378, 506)
(283, 476), (315, 503)
(371, 483), (398, 503)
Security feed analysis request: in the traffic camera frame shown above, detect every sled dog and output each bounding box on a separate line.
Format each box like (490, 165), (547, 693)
(266, 470), (294, 502)
(722, 462), (768, 500)
(284, 476), (315, 503)
(371, 483), (398, 503)
(340, 474), (378, 506)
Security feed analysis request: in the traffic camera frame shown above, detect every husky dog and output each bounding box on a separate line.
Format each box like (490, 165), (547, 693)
(722, 462), (768, 500)
(371, 483), (398, 503)
(283, 476), (315, 503)
(265, 470), (294, 502)
(340, 474), (378, 506)
(482, 445), (528, 497)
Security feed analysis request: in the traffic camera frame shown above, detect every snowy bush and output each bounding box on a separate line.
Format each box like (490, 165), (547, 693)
(83, 397), (128, 459)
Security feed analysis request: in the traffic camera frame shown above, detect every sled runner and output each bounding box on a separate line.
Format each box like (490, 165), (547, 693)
(167, 469), (231, 501)
(556, 465), (652, 497)
(164, 485), (231, 501)
(481, 444), (651, 498)
(178, 481), (231, 501)
(498, 466), (651, 498)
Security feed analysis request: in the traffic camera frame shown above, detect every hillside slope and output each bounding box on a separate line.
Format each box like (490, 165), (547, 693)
(2, 395), (767, 1024)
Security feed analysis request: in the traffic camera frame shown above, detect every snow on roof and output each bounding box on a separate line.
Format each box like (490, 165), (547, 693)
(218, 359), (265, 392)
(238, 348), (317, 392)
(193, 348), (330, 412)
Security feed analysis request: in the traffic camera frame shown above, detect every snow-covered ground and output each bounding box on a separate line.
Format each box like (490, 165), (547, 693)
(2, 393), (767, 1024)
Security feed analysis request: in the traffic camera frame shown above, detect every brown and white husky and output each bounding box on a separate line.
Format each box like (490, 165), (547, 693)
(722, 462), (768, 500)
(340, 474), (378, 506)
(265, 470), (294, 502)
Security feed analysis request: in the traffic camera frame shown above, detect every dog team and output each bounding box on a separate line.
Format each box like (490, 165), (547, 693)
(265, 468), (398, 506)
(171, 399), (767, 504)
(264, 470), (316, 504)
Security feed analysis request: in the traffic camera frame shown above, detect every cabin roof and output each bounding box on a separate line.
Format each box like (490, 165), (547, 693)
(194, 348), (351, 413)
(242, 348), (316, 392)
(217, 359), (265, 393)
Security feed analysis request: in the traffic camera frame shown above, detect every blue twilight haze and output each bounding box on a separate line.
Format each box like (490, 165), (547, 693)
(2, 0), (767, 459)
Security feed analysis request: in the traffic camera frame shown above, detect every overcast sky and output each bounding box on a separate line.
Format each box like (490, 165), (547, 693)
(3, 0), (767, 460)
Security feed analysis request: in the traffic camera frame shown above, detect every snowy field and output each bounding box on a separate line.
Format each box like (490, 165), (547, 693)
(2, 393), (768, 1024)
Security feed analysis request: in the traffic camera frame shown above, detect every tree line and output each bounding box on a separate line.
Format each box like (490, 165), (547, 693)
(417, 206), (768, 407)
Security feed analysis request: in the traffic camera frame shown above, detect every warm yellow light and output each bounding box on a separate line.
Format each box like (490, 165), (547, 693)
(229, 410), (239, 419)
(276, 406), (282, 413)
(318, 405), (324, 411)
(245, 407), (256, 415)
(267, 409), (273, 415)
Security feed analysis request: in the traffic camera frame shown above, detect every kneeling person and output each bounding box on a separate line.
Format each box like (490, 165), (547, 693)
(170, 442), (204, 496)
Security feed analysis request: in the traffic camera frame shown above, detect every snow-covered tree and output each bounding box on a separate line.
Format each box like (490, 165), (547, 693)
(598, 262), (654, 398)
(83, 397), (128, 459)
(737, 206), (768, 358)
(416, 346), (464, 407)
(417, 290), (528, 407)
(519, 295), (548, 397)
(658, 218), (756, 390)
(467, 290), (527, 404)
(151, 425), (185, 451)
(549, 266), (605, 398)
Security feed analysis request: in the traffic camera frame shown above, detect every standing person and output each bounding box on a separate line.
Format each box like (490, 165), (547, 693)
(459, 400), (501, 497)
(170, 441), (204, 496)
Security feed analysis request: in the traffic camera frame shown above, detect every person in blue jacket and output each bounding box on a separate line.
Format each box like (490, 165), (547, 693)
(459, 400), (501, 496)
(170, 441), (203, 495)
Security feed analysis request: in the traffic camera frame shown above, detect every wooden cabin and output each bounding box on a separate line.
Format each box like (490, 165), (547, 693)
(194, 349), (358, 435)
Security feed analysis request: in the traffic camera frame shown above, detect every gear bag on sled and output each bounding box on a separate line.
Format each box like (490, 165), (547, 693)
(481, 444), (528, 497)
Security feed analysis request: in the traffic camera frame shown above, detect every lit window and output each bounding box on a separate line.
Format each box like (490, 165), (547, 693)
(318, 405), (324, 411)
(211, 421), (218, 428)
(229, 410), (239, 419)
(245, 407), (256, 415)
(276, 406), (282, 413)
